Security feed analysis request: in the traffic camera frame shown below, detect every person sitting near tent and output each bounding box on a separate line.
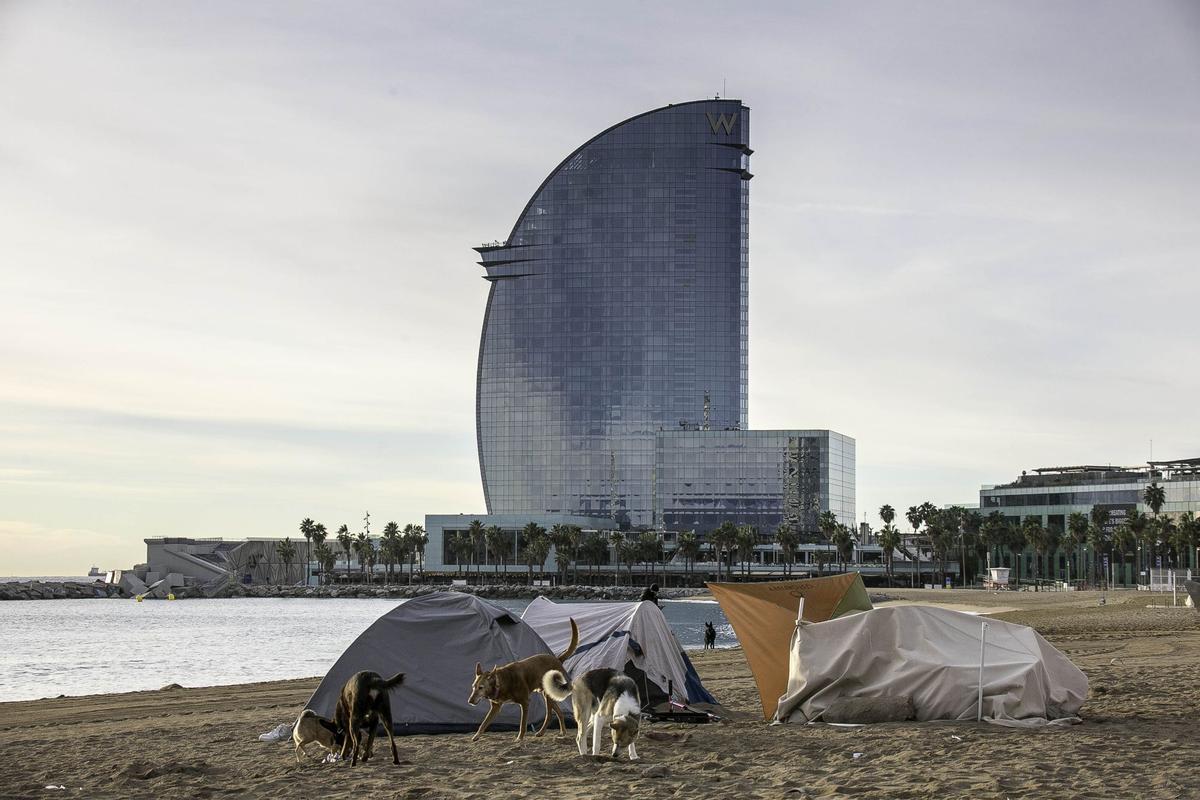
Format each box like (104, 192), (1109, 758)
(639, 583), (660, 607)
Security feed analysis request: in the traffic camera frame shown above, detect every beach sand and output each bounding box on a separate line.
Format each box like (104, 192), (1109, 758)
(2, 592), (1197, 799)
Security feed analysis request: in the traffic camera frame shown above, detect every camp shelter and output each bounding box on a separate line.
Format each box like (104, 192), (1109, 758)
(777, 605), (1089, 725)
(708, 573), (872, 718)
(305, 592), (554, 734)
(521, 596), (717, 708)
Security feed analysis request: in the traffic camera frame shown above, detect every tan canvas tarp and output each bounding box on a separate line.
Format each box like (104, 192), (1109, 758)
(708, 574), (872, 718)
(777, 605), (1088, 725)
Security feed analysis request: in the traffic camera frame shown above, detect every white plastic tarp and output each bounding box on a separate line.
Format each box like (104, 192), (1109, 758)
(521, 596), (714, 705)
(777, 605), (1088, 725)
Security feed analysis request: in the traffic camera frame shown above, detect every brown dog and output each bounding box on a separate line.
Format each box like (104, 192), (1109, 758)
(334, 670), (405, 766)
(292, 709), (344, 763)
(468, 617), (578, 742)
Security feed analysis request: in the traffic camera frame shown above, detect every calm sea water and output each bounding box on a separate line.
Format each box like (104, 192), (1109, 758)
(0, 597), (733, 702)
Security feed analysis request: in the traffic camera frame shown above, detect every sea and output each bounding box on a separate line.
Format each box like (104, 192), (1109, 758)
(0, 594), (734, 703)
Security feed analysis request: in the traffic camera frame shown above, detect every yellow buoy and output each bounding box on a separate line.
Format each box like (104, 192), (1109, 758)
(136, 595), (144, 602)
(167, 593), (176, 601)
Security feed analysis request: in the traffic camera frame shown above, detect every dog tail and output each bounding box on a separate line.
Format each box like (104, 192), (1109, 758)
(556, 618), (580, 662)
(542, 669), (572, 702)
(381, 672), (406, 690)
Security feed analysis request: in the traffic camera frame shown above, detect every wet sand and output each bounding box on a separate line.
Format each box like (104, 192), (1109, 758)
(1, 592), (1197, 799)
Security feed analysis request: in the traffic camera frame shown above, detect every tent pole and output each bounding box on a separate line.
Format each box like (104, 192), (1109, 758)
(976, 621), (989, 722)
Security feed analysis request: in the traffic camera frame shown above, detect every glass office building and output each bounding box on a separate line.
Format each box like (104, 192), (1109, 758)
(473, 99), (854, 534)
(655, 430), (855, 535)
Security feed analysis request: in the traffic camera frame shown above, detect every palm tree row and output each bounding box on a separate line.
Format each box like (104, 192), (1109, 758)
(297, 516), (426, 585)
(871, 481), (1199, 591)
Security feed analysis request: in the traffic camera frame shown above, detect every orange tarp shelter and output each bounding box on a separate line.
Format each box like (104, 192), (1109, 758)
(708, 573), (872, 719)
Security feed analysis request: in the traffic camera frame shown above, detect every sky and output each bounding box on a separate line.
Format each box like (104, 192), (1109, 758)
(2, 1), (1198, 574)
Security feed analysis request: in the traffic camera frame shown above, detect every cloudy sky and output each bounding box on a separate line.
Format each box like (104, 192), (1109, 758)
(2, 1), (1198, 574)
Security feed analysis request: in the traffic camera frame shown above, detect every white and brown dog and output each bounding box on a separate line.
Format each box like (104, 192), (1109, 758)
(543, 667), (641, 760)
(292, 709), (343, 763)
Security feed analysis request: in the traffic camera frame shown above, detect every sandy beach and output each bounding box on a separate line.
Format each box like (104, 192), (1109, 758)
(2, 590), (1197, 800)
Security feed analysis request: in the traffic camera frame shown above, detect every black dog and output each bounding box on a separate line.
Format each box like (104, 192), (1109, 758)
(334, 670), (404, 766)
(703, 621), (717, 650)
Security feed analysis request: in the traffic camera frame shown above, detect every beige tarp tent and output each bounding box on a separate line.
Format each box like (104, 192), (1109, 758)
(777, 605), (1088, 725)
(708, 574), (873, 719)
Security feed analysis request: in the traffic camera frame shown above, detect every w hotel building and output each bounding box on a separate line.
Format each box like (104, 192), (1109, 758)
(427, 100), (854, 564)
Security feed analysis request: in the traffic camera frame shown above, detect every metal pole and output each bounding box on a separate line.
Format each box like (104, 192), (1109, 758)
(977, 621), (989, 722)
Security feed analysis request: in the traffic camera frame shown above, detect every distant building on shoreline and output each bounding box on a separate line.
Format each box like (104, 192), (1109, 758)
(426, 99), (856, 574)
(979, 458), (1200, 584)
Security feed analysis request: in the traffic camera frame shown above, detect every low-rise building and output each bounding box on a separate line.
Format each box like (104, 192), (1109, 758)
(979, 458), (1200, 584)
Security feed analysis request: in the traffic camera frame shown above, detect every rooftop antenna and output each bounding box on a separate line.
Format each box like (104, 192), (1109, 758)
(702, 390), (711, 431)
(723, 77), (726, 98)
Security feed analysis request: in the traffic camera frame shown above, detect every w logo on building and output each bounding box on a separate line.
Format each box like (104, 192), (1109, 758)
(706, 112), (738, 135)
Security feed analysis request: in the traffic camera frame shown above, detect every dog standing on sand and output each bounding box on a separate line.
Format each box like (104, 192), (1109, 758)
(334, 670), (405, 766)
(292, 709), (343, 763)
(703, 621), (717, 649)
(543, 667), (641, 760)
(468, 617), (579, 742)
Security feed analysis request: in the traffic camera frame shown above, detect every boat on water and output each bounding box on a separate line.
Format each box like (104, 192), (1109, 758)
(87, 566), (105, 578)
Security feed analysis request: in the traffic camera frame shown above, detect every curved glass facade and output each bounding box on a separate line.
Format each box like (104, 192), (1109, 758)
(476, 99), (751, 528)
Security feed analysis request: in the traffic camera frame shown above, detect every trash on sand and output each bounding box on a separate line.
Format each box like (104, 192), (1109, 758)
(852, 752), (864, 759)
(951, 735), (963, 741)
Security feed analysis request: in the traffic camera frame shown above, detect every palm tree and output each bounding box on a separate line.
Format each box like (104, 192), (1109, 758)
(276, 537), (297, 584)
(1143, 482), (1166, 518)
(404, 524), (425, 582)
(979, 512), (1008, 575)
(354, 532), (368, 583)
(905, 505), (923, 586)
(734, 525), (758, 576)
(1067, 512), (1089, 586)
(1178, 511), (1198, 572)
(927, 509), (959, 585)
(879, 504), (896, 528)
(1112, 523), (1135, 586)
(1127, 510), (1150, 585)
(299, 518), (315, 585)
(1157, 516), (1177, 569)
(774, 523), (798, 577)
(637, 531), (662, 582)
(617, 534), (638, 585)
(548, 524), (570, 584)
(521, 523), (548, 585)
(877, 523), (901, 586)
(841, 524), (858, 572)
(678, 531), (701, 579)
(450, 532), (473, 577)
(1143, 481), (1167, 577)
(381, 522), (401, 582)
(960, 510), (983, 585)
(608, 532), (625, 585)
(710, 522), (738, 581)
(1005, 520), (1027, 588)
(336, 525), (353, 582)
(566, 525), (583, 584)
(309, 523), (327, 585)
(312, 541), (336, 584)
(1022, 517), (1048, 590)
(484, 525), (507, 579)
(467, 519), (485, 580)
(818, 511), (840, 573)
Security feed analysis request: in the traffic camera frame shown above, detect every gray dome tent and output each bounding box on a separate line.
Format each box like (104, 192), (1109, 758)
(305, 592), (555, 735)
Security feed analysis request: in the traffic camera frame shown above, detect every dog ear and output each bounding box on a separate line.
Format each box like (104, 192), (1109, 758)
(475, 662), (482, 676)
